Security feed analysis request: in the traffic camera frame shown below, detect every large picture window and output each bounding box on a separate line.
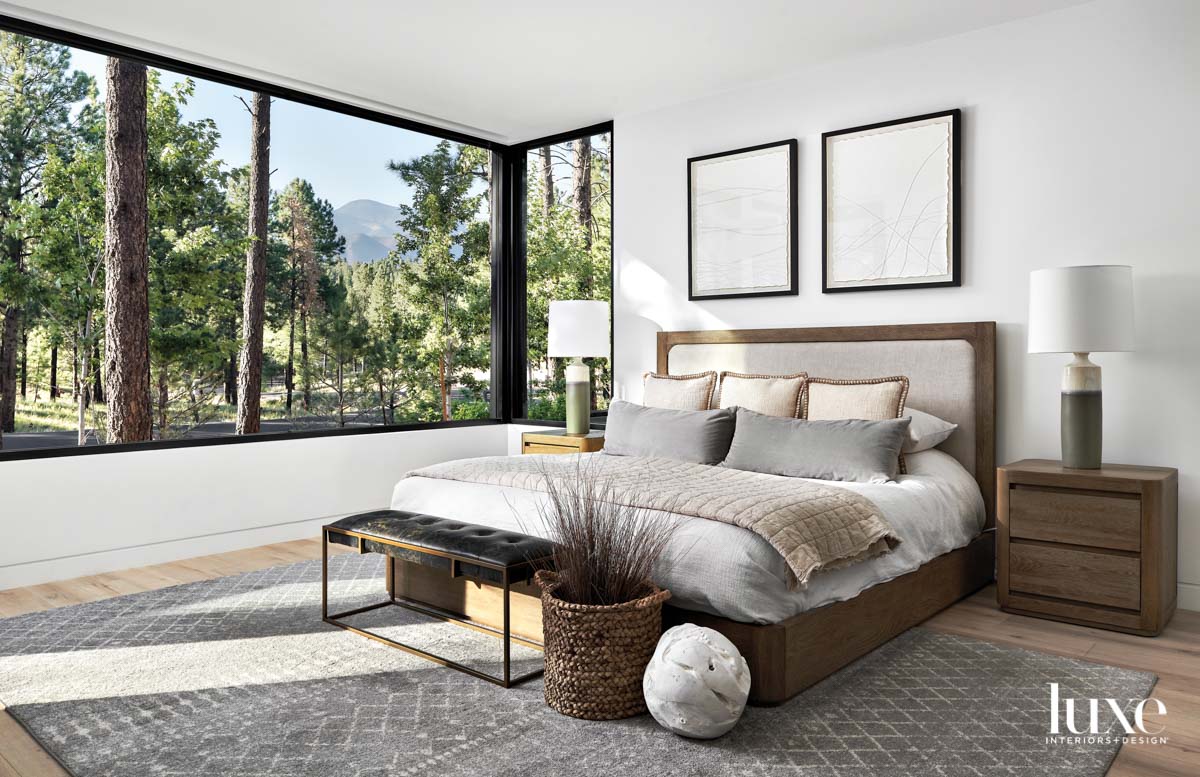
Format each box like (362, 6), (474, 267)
(522, 129), (613, 422)
(0, 26), (497, 456)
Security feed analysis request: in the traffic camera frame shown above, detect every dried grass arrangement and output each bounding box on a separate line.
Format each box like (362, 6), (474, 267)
(535, 456), (675, 606)
(532, 457), (677, 720)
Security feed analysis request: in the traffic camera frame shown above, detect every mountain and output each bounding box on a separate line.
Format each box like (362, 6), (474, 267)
(333, 199), (402, 263)
(345, 233), (389, 264)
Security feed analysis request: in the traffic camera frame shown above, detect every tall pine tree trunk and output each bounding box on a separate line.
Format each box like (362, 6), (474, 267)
(49, 345), (58, 399)
(539, 146), (554, 221)
(224, 351), (237, 404)
(102, 57), (152, 444)
(0, 302), (19, 434)
(76, 314), (92, 445)
(300, 310), (310, 410)
(285, 270), (297, 410)
(441, 292), (453, 421)
(19, 323), (26, 399)
(156, 367), (169, 438)
(236, 93), (270, 435)
(572, 136), (592, 251)
(336, 360), (344, 427)
(0, 147), (27, 439)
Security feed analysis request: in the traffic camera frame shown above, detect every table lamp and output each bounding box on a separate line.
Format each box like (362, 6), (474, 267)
(1028, 265), (1134, 469)
(548, 300), (610, 434)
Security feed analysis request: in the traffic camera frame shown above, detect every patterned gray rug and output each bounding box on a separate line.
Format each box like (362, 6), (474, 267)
(0, 554), (1154, 776)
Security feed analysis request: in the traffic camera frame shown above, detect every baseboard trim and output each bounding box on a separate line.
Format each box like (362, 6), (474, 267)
(1178, 582), (1200, 613)
(0, 509), (374, 590)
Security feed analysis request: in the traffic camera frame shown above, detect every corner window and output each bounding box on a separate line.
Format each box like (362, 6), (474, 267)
(522, 129), (613, 422)
(0, 28), (494, 457)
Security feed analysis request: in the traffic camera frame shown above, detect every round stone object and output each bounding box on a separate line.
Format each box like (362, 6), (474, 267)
(642, 623), (751, 739)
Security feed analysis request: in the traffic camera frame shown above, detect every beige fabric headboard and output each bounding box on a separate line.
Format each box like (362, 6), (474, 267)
(656, 322), (996, 527)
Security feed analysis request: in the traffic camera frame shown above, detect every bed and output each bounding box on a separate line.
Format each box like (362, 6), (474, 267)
(390, 321), (996, 705)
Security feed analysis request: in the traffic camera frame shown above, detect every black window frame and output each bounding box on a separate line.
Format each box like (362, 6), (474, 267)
(504, 122), (615, 428)
(0, 13), (611, 461)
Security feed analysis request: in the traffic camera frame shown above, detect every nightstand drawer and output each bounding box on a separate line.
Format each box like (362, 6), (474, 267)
(1009, 542), (1140, 610)
(523, 443), (575, 455)
(1009, 486), (1140, 552)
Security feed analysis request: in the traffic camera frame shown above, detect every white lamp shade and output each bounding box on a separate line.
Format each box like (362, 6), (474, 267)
(548, 300), (610, 358)
(1028, 265), (1134, 354)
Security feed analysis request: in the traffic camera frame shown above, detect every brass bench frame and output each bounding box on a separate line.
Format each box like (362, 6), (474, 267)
(321, 524), (549, 688)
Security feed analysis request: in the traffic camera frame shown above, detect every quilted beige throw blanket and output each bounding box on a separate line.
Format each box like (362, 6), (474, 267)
(407, 454), (898, 588)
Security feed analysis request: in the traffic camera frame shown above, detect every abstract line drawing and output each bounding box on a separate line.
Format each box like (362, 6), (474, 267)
(823, 110), (960, 292)
(688, 140), (797, 300)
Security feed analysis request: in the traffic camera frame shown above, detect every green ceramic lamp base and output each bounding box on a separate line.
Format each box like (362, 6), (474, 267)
(565, 357), (590, 435)
(1060, 353), (1102, 469)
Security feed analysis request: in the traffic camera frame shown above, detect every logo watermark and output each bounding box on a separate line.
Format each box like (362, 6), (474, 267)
(1046, 683), (1168, 746)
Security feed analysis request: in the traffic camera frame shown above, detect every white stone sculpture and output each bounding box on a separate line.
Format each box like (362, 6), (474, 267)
(643, 623), (751, 739)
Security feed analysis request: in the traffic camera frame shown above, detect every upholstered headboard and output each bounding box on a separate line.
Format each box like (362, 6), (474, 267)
(657, 322), (996, 527)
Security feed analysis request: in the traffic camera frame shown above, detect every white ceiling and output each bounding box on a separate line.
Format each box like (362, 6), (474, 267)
(1, 0), (1086, 144)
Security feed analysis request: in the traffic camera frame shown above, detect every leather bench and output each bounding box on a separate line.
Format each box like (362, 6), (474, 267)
(321, 509), (554, 688)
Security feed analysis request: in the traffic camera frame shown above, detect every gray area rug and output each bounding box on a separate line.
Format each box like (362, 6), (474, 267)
(0, 554), (1155, 776)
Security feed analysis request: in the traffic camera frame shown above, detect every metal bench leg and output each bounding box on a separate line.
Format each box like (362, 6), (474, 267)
(321, 529), (328, 619)
(321, 525), (544, 688)
(503, 570), (512, 687)
(386, 555), (396, 601)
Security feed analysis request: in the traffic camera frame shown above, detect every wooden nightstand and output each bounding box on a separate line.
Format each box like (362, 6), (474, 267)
(997, 459), (1178, 636)
(521, 429), (605, 455)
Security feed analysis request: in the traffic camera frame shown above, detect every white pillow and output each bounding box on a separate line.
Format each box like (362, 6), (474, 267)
(642, 371), (717, 411)
(902, 408), (957, 453)
(715, 372), (806, 417)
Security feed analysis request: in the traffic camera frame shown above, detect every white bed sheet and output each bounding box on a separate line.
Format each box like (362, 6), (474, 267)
(389, 449), (985, 624)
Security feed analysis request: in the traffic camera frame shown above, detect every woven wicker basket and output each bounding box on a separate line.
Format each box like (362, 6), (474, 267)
(535, 570), (670, 720)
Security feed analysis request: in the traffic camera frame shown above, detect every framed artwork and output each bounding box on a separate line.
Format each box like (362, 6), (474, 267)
(822, 109), (960, 293)
(688, 139), (798, 300)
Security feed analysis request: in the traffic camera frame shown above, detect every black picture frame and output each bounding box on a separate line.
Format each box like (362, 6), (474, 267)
(687, 139), (798, 300)
(821, 109), (961, 293)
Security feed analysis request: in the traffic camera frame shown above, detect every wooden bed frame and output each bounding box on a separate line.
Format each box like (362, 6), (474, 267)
(658, 321), (997, 705)
(391, 321), (996, 706)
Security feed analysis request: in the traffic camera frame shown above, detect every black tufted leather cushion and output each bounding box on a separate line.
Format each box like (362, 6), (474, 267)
(326, 510), (554, 584)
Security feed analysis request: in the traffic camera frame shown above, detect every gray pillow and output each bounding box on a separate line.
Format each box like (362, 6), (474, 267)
(602, 400), (735, 465)
(901, 407), (957, 452)
(723, 408), (912, 483)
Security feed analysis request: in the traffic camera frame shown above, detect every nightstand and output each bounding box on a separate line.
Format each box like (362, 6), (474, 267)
(997, 459), (1178, 636)
(521, 429), (605, 455)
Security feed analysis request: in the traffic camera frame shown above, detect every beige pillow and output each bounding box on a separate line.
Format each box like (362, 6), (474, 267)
(715, 372), (807, 417)
(804, 376), (909, 420)
(642, 371), (717, 411)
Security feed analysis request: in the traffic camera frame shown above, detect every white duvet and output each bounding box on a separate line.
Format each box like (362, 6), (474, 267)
(389, 449), (985, 624)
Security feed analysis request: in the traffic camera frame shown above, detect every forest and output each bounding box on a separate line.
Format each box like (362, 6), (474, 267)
(0, 32), (611, 451)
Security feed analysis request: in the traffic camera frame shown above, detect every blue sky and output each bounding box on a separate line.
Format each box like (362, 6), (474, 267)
(69, 48), (445, 210)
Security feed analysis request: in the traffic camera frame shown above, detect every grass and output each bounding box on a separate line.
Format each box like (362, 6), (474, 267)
(14, 396), (301, 433)
(14, 397), (90, 433)
(10, 392), (460, 436)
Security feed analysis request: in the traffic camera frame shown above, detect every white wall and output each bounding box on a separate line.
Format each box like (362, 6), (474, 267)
(612, 0), (1200, 609)
(0, 424), (508, 588)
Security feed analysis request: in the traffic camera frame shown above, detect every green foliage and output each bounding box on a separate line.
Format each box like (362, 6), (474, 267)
(144, 74), (245, 435)
(5, 42), (614, 445)
(524, 134), (613, 420)
(388, 140), (492, 421)
(451, 399), (490, 420)
(525, 393), (567, 422)
(0, 34), (94, 438)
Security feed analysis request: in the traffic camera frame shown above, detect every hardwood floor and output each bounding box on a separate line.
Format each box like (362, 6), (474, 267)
(1, 541), (1196, 776)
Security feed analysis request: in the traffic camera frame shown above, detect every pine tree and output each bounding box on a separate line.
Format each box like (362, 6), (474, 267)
(235, 93), (270, 434)
(388, 141), (490, 421)
(143, 74), (243, 437)
(274, 178), (343, 412)
(102, 56), (152, 443)
(26, 93), (105, 443)
(0, 33), (91, 443)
